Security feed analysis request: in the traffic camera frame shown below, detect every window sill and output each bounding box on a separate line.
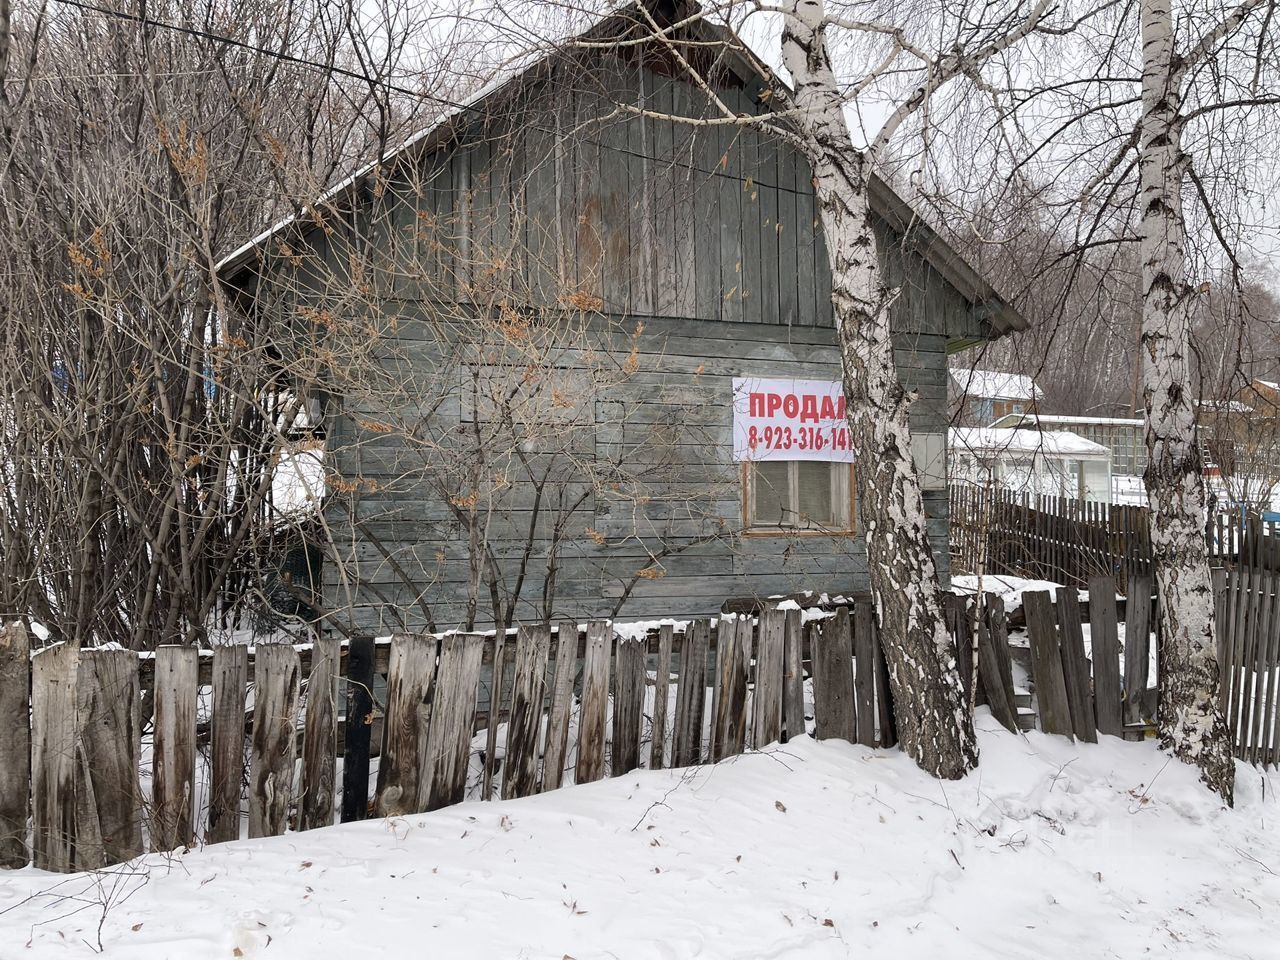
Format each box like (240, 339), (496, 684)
(741, 527), (858, 538)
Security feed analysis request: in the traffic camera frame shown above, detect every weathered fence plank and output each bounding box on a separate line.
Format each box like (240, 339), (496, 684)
(1024, 591), (1073, 737)
(0, 623), (31, 869)
(753, 609), (785, 748)
(673, 620), (709, 765)
(650, 623), (674, 769)
(1249, 572), (1277, 765)
(975, 598), (1018, 733)
(152, 645), (197, 852)
(781, 609), (805, 743)
(423, 633), (484, 810)
(542, 622), (578, 791)
(73, 650), (141, 869)
(208, 645), (248, 844)
(1123, 576), (1153, 730)
(376, 634), (438, 816)
(341, 636), (375, 823)
(852, 602), (878, 746)
(711, 616), (749, 760)
(249, 644), (301, 838)
(31, 644), (79, 871)
(1055, 590), (1098, 743)
(612, 637), (646, 776)
(1087, 579), (1123, 738)
(576, 620), (612, 783)
(482, 633), (509, 801)
(947, 595), (975, 706)
(872, 612), (897, 747)
(504, 624), (551, 798)
(812, 608), (856, 743)
(299, 636), (340, 831)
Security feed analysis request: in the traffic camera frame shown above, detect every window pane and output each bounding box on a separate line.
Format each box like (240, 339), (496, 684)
(796, 461), (834, 526)
(753, 461), (790, 526)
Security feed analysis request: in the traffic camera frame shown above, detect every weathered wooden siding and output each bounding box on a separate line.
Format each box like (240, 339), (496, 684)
(243, 52), (985, 630)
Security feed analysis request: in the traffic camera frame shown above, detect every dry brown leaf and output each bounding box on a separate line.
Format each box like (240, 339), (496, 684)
(775, 800), (787, 813)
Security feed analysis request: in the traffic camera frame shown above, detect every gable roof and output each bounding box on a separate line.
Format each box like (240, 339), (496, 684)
(218, 2), (1027, 340)
(950, 368), (1041, 402)
(950, 427), (1109, 458)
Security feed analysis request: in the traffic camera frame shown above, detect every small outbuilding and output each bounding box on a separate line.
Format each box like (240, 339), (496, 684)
(949, 427), (1112, 503)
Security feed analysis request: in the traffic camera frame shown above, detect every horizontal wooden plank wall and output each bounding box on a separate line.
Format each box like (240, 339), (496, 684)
(4, 600), (1014, 873)
(286, 53), (973, 633)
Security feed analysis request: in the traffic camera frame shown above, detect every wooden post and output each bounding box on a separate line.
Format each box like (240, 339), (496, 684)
(422, 633), (484, 810)
(481, 633), (508, 801)
(503, 624), (551, 799)
(31, 643), (79, 871)
(153, 645), (197, 852)
(612, 637), (645, 776)
(1024, 591), (1073, 737)
(542, 622), (578, 792)
(852, 602), (878, 746)
(1055, 589), (1097, 743)
(376, 634), (438, 817)
(0, 623), (31, 868)
(781, 609), (805, 743)
(753, 609), (785, 748)
(812, 608), (856, 743)
(249, 644), (301, 838)
(341, 636), (375, 823)
(299, 636), (340, 831)
(871, 611), (896, 747)
(975, 599), (1019, 734)
(650, 623), (674, 769)
(1123, 576), (1153, 731)
(73, 649), (141, 869)
(673, 620), (709, 766)
(576, 620), (612, 783)
(208, 645), (248, 844)
(711, 616), (749, 760)
(1088, 577), (1124, 737)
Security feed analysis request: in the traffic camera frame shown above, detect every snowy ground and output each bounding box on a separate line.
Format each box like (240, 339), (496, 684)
(3, 720), (1277, 959)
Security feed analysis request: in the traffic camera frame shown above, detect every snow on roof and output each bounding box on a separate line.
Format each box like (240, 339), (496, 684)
(1014, 413), (1143, 427)
(949, 368), (1041, 401)
(949, 426), (1110, 458)
(1256, 379), (1278, 391)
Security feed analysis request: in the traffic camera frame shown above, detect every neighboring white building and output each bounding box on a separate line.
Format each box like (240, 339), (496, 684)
(949, 368), (1042, 425)
(990, 412), (1146, 475)
(949, 427), (1113, 502)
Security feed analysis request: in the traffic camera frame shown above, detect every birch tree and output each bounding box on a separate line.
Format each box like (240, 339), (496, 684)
(987, 0), (1280, 802)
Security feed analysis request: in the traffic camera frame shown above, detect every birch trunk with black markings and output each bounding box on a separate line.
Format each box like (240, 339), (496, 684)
(781, 0), (976, 777)
(1137, 0), (1241, 803)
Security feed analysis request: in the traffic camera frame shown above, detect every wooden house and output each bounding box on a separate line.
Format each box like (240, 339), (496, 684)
(219, 1), (1028, 632)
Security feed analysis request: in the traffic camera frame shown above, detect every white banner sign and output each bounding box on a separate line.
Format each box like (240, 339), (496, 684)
(732, 377), (855, 463)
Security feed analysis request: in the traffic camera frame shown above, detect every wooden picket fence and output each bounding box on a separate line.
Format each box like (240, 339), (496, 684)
(949, 484), (1277, 590)
(1219, 565), (1280, 764)
(1013, 576), (1156, 743)
(1, 600), (1021, 874)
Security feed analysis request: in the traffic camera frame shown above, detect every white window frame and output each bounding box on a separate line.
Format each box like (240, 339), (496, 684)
(743, 460), (856, 535)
